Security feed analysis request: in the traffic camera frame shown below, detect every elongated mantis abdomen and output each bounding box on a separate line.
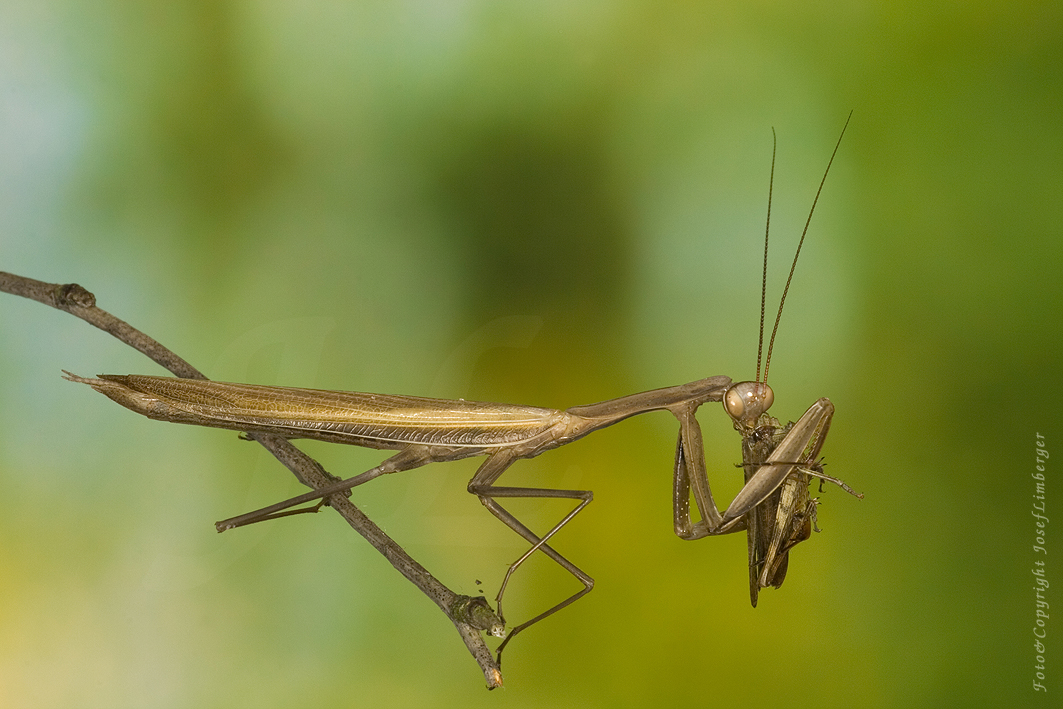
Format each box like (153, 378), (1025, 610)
(73, 374), (569, 449)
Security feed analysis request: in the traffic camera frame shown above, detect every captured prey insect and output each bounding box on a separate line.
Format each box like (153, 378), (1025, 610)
(63, 116), (860, 662)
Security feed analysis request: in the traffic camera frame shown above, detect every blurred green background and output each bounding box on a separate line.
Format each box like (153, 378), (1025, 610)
(1, 2), (1060, 707)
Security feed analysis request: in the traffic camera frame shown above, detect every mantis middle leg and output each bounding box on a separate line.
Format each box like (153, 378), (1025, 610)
(467, 449), (594, 663)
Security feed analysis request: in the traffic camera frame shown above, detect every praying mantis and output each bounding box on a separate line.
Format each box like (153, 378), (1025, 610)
(62, 114), (860, 662)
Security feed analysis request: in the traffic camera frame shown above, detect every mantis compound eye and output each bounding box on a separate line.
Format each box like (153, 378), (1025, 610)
(723, 381), (774, 426)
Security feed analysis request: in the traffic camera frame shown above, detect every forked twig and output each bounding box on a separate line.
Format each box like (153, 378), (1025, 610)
(0, 271), (505, 689)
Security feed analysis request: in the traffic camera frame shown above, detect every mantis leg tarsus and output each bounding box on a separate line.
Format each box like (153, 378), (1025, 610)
(236, 497), (330, 527)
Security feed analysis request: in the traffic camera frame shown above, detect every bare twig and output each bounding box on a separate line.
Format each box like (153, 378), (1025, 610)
(0, 270), (504, 689)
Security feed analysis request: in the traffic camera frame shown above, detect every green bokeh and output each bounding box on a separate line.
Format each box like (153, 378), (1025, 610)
(1, 2), (1060, 707)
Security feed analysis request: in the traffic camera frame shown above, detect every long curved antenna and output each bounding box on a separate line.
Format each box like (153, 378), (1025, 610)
(761, 110), (852, 384)
(756, 129), (776, 385)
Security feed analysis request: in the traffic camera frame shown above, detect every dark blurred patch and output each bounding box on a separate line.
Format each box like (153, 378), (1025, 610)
(426, 111), (634, 401)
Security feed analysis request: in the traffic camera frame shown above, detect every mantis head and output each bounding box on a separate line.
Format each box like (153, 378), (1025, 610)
(723, 381), (774, 431)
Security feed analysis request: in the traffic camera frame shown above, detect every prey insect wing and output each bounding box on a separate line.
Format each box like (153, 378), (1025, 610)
(740, 403), (833, 606)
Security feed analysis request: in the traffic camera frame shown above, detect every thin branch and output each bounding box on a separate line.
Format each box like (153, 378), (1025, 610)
(0, 270), (504, 689)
